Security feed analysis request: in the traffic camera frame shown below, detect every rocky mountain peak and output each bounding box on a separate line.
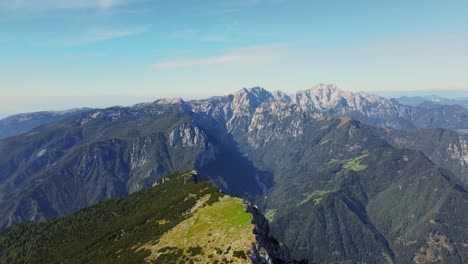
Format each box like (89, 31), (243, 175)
(292, 83), (350, 111)
(226, 87), (273, 116)
(233, 87), (273, 105)
(310, 82), (340, 92)
(132, 98), (187, 110)
(289, 83), (404, 117)
(271, 90), (291, 102)
(132, 97), (191, 116)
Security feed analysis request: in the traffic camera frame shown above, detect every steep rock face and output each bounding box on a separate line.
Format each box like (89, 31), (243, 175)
(169, 123), (208, 148)
(190, 87), (275, 138)
(245, 101), (320, 148)
(247, 204), (299, 264)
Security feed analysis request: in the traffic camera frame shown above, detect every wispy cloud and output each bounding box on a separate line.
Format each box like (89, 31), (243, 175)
(49, 26), (149, 46)
(88, 28), (146, 42)
(0, 0), (129, 10)
(153, 43), (289, 70)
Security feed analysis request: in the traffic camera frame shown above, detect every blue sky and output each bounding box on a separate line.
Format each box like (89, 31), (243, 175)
(1, 0), (468, 113)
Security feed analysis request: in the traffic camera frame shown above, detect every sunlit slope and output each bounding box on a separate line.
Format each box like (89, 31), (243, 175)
(0, 171), (282, 264)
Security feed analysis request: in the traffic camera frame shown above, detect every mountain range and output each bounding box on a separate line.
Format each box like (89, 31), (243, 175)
(1, 84), (467, 141)
(397, 95), (468, 109)
(0, 84), (467, 263)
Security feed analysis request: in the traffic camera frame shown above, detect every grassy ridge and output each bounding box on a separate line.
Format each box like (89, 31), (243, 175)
(143, 196), (255, 263)
(0, 171), (234, 264)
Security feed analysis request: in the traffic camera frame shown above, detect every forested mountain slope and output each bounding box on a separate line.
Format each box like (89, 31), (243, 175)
(381, 127), (468, 187)
(0, 171), (296, 264)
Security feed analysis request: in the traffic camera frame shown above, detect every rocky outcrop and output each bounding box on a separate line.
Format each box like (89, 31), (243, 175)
(169, 123), (208, 148)
(190, 87), (275, 139)
(247, 204), (300, 264)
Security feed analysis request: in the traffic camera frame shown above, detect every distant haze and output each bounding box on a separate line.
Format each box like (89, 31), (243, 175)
(371, 89), (468, 99)
(0, 113), (11, 119)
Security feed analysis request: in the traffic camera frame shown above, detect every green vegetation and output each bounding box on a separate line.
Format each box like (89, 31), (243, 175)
(265, 209), (277, 222)
(233, 250), (249, 259)
(144, 196), (254, 263)
(0, 104), (264, 230)
(382, 251), (394, 264)
(248, 116), (467, 263)
(298, 190), (336, 206)
(343, 154), (369, 172)
(0, 171), (256, 264)
(326, 154), (369, 176)
(0, 106), (209, 229)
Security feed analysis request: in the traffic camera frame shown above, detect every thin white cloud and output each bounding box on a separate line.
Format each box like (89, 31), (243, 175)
(49, 26), (149, 46)
(153, 44), (288, 70)
(89, 28), (145, 42)
(0, 0), (125, 10)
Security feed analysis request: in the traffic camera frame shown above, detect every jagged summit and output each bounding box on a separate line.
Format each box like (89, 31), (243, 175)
(233, 86), (274, 105)
(133, 97), (186, 108)
(271, 90), (291, 101)
(3, 83), (466, 143)
(235, 86), (272, 96)
(293, 83), (384, 111)
(309, 82), (341, 91)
